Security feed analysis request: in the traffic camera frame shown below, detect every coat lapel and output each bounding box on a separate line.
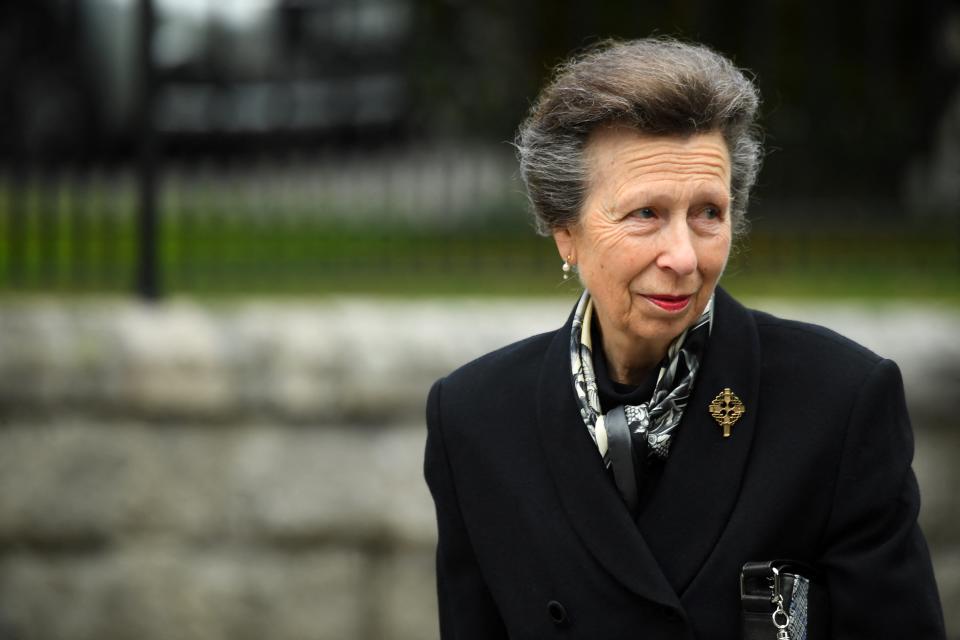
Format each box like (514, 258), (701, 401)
(535, 305), (682, 610)
(636, 287), (761, 594)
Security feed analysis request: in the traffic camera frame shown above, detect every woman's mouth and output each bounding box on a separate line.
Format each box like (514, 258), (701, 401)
(642, 294), (692, 312)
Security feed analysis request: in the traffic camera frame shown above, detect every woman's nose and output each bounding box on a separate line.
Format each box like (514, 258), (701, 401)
(655, 222), (698, 275)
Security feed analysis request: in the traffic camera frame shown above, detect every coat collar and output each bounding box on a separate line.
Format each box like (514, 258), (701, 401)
(535, 287), (761, 604)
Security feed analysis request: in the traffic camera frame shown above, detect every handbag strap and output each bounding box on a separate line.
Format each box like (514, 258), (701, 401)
(603, 406), (639, 512)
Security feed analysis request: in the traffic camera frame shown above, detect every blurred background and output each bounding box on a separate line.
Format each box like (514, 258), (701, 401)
(0, 0), (958, 638)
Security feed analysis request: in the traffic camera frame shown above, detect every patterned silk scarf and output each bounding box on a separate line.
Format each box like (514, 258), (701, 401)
(569, 290), (713, 509)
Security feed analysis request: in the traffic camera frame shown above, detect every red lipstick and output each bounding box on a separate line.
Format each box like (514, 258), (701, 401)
(643, 294), (692, 312)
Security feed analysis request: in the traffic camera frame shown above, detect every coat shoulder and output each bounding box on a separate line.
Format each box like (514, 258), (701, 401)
(429, 328), (560, 426)
(426, 329), (560, 460)
(439, 329), (557, 402)
(750, 307), (883, 376)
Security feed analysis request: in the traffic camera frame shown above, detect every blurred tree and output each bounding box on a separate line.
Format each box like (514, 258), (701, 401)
(405, 0), (954, 204)
(2, 0), (955, 211)
(0, 0), (101, 164)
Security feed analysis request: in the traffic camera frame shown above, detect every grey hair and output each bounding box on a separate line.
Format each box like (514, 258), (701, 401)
(515, 37), (762, 238)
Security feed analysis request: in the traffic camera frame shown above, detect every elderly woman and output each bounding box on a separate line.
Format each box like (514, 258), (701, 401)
(424, 38), (944, 639)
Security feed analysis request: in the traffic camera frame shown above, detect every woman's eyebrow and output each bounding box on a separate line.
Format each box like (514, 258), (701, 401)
(613, 184), (731, 209)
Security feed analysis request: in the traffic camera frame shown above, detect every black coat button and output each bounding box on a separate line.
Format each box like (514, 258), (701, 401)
(547, 600), (568, 625)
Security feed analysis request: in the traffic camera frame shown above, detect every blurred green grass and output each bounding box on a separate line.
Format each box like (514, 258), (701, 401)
(1, 217), (957, 301)
(1, 179), (957, 300)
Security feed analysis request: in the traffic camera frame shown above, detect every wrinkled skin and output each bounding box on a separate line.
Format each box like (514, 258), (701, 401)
(553, 127), (733, 384)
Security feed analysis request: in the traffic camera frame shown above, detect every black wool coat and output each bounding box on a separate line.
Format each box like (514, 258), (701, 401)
(424, 288), (945, 639)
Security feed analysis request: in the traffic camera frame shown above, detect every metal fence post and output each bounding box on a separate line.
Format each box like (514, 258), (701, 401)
(136, 0), (160, 300)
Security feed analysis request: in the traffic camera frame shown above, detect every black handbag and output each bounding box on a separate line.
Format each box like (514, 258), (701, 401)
(740, 560), (829, 640)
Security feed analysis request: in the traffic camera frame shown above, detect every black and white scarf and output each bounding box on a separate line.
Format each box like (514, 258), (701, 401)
(569, 290), (713, 507)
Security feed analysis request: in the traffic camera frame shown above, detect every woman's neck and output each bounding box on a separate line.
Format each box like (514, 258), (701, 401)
(597, 324), (670, 386)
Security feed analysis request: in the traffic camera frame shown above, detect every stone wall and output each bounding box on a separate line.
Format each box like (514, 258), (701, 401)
(0, 298), (958, 639)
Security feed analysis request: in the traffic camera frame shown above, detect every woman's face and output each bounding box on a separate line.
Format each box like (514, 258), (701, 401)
(554, 126), (733, 376)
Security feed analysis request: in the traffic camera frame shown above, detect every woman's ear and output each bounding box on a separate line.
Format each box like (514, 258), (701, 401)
(552, 227), (575, 264)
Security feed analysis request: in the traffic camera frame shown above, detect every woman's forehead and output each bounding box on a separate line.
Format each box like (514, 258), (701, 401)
(584, 128), (731, 191)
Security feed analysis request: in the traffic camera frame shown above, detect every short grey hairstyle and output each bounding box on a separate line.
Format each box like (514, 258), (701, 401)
(515, 37), (762, 238)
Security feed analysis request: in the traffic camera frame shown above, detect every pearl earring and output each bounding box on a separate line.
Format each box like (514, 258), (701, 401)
(562, 256), (573, 280)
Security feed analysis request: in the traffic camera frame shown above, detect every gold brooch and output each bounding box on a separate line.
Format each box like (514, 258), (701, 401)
(709, 388), (745, 438)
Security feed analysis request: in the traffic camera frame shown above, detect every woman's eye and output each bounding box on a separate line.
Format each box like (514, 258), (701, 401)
(700, 206), (721, 220)
(631, 207), (656, 219)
